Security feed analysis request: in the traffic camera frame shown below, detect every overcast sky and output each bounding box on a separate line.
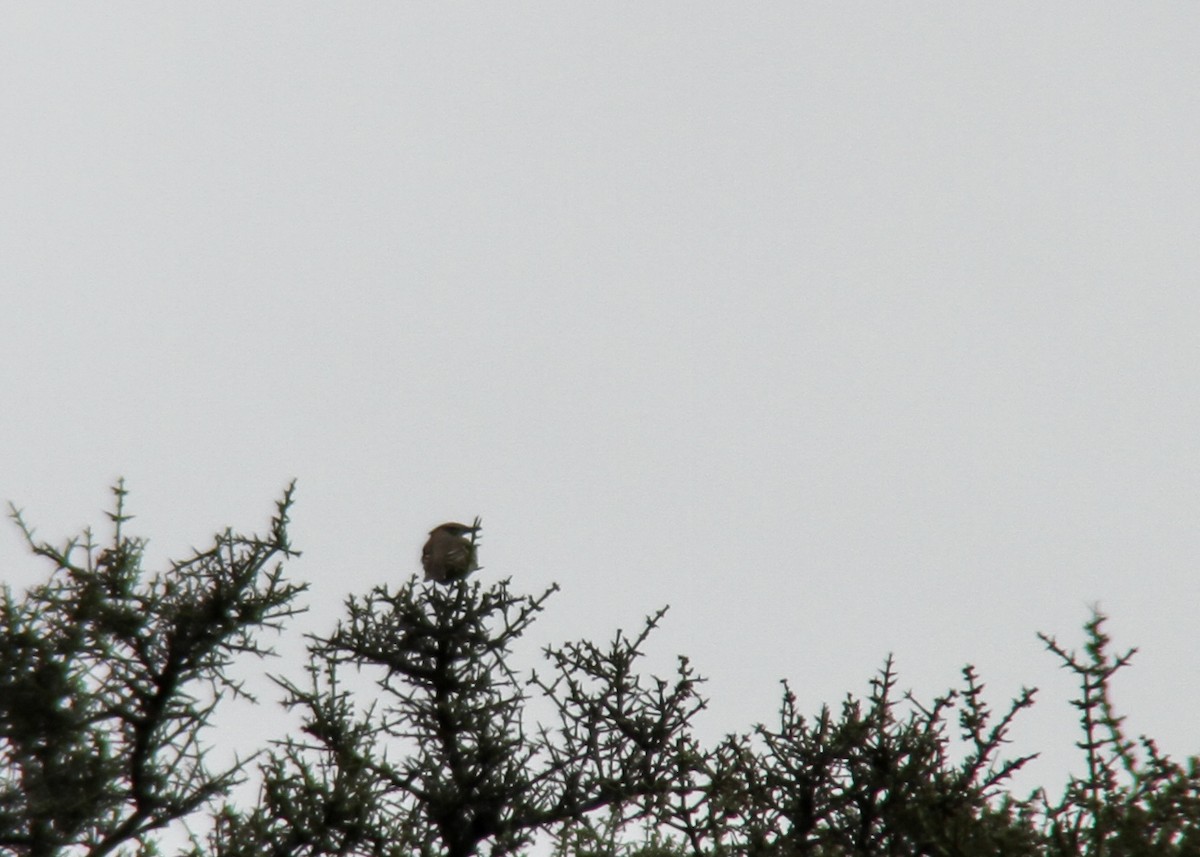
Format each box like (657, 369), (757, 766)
(2, 4), (1198, 803)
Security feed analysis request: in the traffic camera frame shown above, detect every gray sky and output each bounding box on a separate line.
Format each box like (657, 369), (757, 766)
(2, 4), (1198, 803)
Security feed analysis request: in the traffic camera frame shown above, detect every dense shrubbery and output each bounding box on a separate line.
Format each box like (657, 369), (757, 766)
(2, 485), (1197, 856)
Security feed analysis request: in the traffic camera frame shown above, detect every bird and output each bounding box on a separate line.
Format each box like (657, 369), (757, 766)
(421, 522), (481, 583)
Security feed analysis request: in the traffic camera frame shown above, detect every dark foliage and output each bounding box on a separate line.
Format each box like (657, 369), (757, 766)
(1, 482), (304, 857)
(1, 485), (1197, 857)
(656, 660), (1042, 856)
(197, 582), (704, 857)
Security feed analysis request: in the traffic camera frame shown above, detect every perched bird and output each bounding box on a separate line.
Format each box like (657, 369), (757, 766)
(421, 522), (481, 583)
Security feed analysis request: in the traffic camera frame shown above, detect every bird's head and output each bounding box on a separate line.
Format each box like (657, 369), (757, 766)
(429, 522), (480, 538)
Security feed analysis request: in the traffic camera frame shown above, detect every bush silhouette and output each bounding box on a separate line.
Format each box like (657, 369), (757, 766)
(2, 484), (1197, 856)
